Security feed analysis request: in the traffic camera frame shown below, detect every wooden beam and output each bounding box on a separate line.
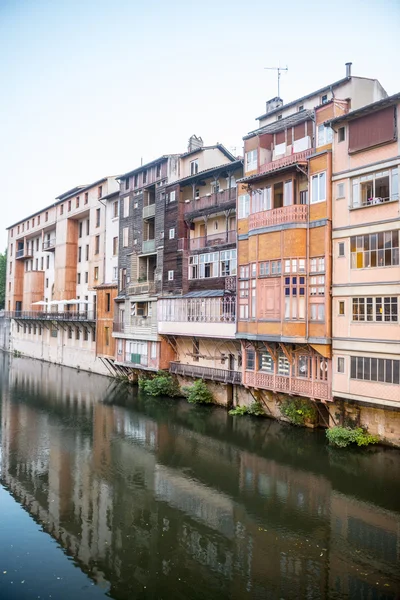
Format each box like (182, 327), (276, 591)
(279, 343), (291, 362)
(262, 342), (277, 361)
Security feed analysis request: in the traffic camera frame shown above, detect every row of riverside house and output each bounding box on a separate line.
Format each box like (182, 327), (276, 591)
(5, 63), (400, 443)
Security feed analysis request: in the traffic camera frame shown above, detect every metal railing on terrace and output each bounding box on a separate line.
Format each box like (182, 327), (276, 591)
(183, 188), (236, 214)
(42, 238), (56, 250)
(170, 361), (242, 384)
(158, 296), (236, 323)
(351, 195), (399, 209)
(6, 311), (96, 322)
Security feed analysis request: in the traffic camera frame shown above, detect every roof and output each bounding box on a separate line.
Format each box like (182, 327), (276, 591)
(170, 159), (243, 188)
(56, 176), (116, 200)
(238, 159), (310, 184)
(93, 283), (118, 289)
(6, 200), (58, 230)
(255, 76), (354, 121)
(180, 144), (236, 161)
(245, 109), (313, 140)
(117, 155), (180, 181)
(184, 290), (224, 298)
(325, 91), (400, 127)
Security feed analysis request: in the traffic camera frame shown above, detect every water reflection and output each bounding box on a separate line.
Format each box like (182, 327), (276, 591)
(0, 352), (399, 599)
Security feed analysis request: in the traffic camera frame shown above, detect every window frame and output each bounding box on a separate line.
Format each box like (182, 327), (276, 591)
(311, 172), (326, 204)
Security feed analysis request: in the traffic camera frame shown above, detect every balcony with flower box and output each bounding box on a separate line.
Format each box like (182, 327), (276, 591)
(158, 296), (236, 338)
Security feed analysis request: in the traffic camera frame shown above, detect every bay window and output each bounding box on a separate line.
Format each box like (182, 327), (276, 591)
(284, 276), (306, 320)
(317, 125), (333, 147)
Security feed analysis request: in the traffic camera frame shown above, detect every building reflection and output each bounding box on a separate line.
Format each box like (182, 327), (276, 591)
(0, 353), (399, 599)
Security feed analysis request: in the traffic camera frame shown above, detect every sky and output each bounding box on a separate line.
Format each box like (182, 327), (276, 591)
(0, 0), (399, 249)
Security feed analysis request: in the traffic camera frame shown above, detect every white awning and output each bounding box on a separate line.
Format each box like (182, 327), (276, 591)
(32, 301), (48, 306)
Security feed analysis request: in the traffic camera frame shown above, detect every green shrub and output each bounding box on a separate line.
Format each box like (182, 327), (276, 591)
(279, 397), (317, 425)
(182, 379), (214, 404)
(326, 426), (379, 448)
(229, 401), (265, 417)
(138, 372), (181, 397)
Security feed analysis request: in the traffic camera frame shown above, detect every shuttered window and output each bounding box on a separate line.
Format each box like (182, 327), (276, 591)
(348, 106), (396, 153)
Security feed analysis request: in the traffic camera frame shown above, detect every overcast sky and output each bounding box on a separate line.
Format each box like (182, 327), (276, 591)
(1, 0), (399, 249)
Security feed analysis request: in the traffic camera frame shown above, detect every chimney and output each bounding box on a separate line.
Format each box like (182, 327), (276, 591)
(187, 134), (203, 153)
(265, 97), (283, 114)
(345, 62), (352, 78)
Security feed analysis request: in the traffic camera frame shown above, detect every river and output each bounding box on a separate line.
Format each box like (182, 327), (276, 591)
(0, 352), (399, 599)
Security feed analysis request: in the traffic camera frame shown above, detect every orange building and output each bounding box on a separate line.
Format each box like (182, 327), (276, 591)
(236, 66), (387, 405)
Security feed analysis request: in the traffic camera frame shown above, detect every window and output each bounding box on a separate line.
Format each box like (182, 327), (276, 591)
(190, 159), (199, 175)
(277, 114), (282, 121)
(310, 275), (325, 296)
(238, 193), (250, 219)
(86, 244), (89, 261)
(351, 356), (399, 384)
(309, 257), (325, 273)
(77, 273), (81, 284)
(338, 127), (346, 142)
(46, 255), (50, 269)
(86, 219), (90, 235)
(168, 270), (174, 281)
(98, 185), (102, 199)
(123, 227), (129, 247)
(339, 301), (345, 315)
(60, 204), (64, 215)
(105, 327), (110, 346)
(134, 174), (138, 187)
(68, 326), (72, 340)
(337, 242), (345, 258)
(113, 266), (118, 281)
(84, 192), (88, 204)
(284, 276), (306, 320)
(123, 196), (129, 218)
(298, 105), (304, 112)
(79, 222), (83, 238)
(76, 196), (80, 208)
(151, 342), (157, 359)
(84, 327), (89, 341)
(113, 201), (119, 218)
(246, 350), (255, 370)
(41, 257), (43, 270)
(239, 280), (249, 298)
(143, 170), (147, 184)
(337, 183), (345, 198)
(259, 351), (274, 373)
(96, 208), (100, 227)
(245, 150), (257, 172)
(156, 163), (161, 178)
(94, 266), (99, 281)
(317, 125), (333, 146)
(353, 296), (398, 322)
(120, 268), (127, 290)
(68, 200), (71, 211)
(351, 168), (398, 208)
(351, 230), (399, 269)
(45, 211), (49, 222)
(26, 220), (29, 230)
(92, 329), (96, 342)
(85, 272), (88, 283)
(11, 229), (13, 238)
(75, 327), (80, 340)
(311, 172), (326, 203)
(78, 246), (82, 262)
(35, 258), (38, 270)
(321, 94), (328, 104)
(310, 303), (325, 321)
(169, 228), (175, 239)
(220, 249), (237, 276)
(95, 235), (100, 254)
(251, 186), (271, 213)
(285, 258), (306, 274)
(338, 357), (345, 373)
(106, 293), (111, 312)
(113, 237), (118, 255)
(169, 190), (176, 203)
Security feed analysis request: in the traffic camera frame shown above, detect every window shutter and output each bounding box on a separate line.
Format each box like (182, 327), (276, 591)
(131, 254), (138, 282)
(349, 106), (396, 153)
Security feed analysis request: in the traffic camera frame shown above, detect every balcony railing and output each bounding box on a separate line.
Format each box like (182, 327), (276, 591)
(143, 204), (156, 219)
(16, 249), (24, 259)
(142, 239), (156, 254)
(258, 148), (314, 175)
(350, 195), (399, 210)
(249, 204), (308, 230)
(126, 281), (156, 296)
(170, 361), (242, 384)
(158, 296), (236, 323)
(183, 188), (236, 214)
(188, 229), (236, 251)
(118, 353), (148, 367)
(113, 321), (124, 333)
(7, 310), (96, 322)
(243, 371), (330, 401)
(43, 238), (56, 251)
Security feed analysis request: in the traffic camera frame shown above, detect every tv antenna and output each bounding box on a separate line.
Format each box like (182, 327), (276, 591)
(264, 66), (288, 98)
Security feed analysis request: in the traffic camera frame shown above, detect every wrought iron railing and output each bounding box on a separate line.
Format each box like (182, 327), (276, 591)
(6, 311), (96, 322)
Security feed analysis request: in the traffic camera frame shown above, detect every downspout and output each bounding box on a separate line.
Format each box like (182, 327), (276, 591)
(98, 195), (108, 358)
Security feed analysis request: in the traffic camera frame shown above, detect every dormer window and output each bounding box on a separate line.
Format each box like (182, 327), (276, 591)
(298, 105), (304, 112)
(277, 114), (283, 121)
(321, 94), (328, 104)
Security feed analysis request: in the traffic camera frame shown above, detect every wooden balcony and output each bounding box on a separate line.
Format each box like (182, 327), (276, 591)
(143, 204), (156, 219)
(258, 148), (314, 175)
(170, 361), (242, 384)
(158, 296), (236, 338)
(188, 229), (236, 251)
(126, 281), (156, 296)
(243, 370), (330, 401)
(249, 204), (308, 230)
(183, 188), (236, 215)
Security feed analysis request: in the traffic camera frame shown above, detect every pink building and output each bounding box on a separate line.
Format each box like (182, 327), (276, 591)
(329, 93), (400, 410)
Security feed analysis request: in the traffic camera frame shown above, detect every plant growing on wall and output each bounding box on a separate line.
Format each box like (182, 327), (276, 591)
(138, 372), (181, 397)
(326, 426), (379, 448)
(229, 402), (265, 417)
(182, 379), (214, 404)
(279, 397), (318, 426)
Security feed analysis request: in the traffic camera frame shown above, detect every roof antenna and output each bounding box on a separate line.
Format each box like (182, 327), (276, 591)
(264, 65), (288, 98)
